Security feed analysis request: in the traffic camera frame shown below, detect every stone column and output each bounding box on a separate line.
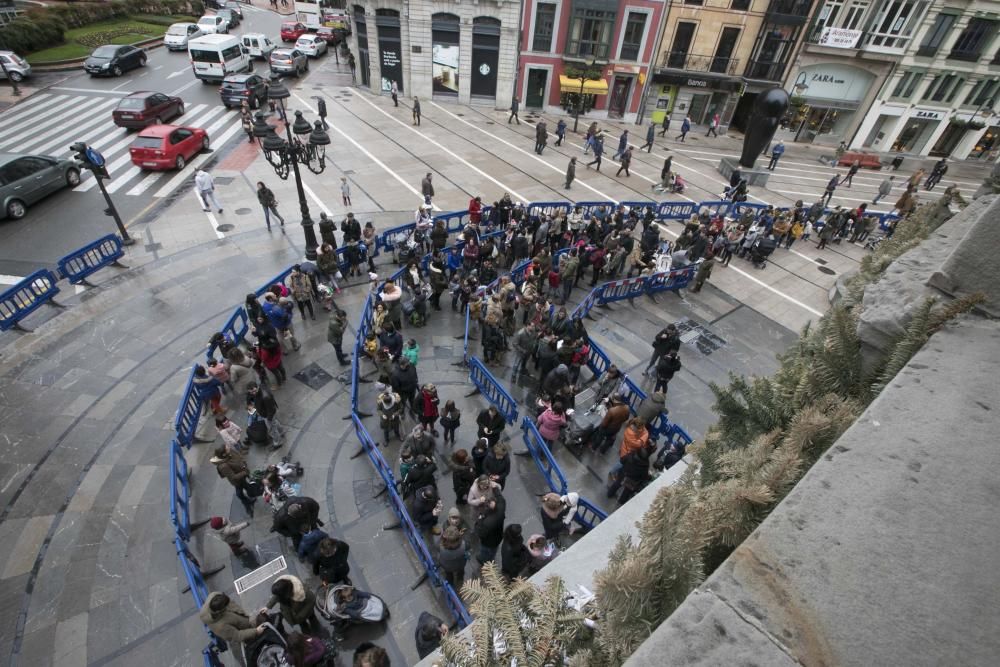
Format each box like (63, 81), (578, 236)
(458, 16), (473, 104)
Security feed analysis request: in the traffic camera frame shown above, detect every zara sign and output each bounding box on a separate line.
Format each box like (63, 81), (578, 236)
(792, 63), (874, 103)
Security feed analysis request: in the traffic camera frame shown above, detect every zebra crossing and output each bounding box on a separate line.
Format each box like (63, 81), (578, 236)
(0, 92), (246, 198)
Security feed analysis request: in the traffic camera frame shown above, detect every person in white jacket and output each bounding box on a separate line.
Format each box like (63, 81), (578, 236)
(195, 169), (223, 213)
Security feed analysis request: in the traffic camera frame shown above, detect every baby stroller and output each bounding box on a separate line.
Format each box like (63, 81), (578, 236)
(246, 613), (337, 667)
(316, 584), (390, 630)
(402, 283), (430, 327)
(749, 236), (777, 269)
(562, 409), (600, 451)
(394, 231), (419, 266)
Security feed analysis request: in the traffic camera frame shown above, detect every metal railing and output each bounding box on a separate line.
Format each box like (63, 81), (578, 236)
(660, 51), (740, 75)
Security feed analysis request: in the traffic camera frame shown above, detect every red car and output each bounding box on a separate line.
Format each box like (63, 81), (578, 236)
(113, 91), (185, 129)
(280, 22), (307, 42)
(129, 124), (209, 171)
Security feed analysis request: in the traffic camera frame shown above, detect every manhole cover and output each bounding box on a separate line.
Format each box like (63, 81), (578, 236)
(814, 257), (828, 265)
(293, 362), (334, 390)
(235, 207), (252, 215)
(817, 266), (836, 275)
(216, 223), (235, 232)
(214, 176), (235, 185)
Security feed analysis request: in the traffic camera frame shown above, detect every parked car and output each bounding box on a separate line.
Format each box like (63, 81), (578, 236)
(269, 48), (308, 77)
(0, 51), (31, 83)
(224, 1), (244, 18)
(197, 14), (228, 35)
(219, 73), (268, 109)
(129, 125), (209, 171)
(216, 9), (240, 30)
(242, 33), (276, 60)
(0, 153), (81, 220)
(280, 22), (308, 43)
(295, 34), (327, 58)
(164, 23), (203, 51)
(113, 92), (185, 129)
(84, 45), (146, 77)
(315, 27), (346, 46)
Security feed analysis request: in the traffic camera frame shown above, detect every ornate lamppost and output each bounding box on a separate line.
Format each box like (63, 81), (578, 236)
(252, 76), (330, 260)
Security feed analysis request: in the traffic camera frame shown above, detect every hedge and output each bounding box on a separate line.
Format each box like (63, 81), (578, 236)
(0, 0), (204, 55)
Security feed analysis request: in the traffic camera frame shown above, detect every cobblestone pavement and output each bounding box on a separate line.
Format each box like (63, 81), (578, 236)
(0, 58), (976, 666)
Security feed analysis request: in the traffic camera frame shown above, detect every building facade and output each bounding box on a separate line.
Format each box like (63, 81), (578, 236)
(347, 0), (520, 108)
(851, 1), (1000, 160)
(645, 0), (813, 131)
(516, 0), (668, 122)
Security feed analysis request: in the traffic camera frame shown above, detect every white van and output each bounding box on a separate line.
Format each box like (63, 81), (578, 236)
(188, 34), (251, 84)
(241, 33), (276, 59)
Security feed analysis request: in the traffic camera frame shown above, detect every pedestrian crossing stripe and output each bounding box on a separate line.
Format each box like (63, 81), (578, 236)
(0, 92), (244, 198)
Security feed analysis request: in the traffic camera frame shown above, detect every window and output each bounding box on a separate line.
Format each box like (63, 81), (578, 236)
(866, 0), (924, 49)
(731, 0), (751, 9)
(930, 74), (956, 102)
(747, 25), (795, 80)
(619, 12), (647, 61)
(532, 3), (556, 52)
(916, 13), (956, 56)
(684, 0), (704, 4)
(966, 79), (999, 106)
(566, 4), (616, 58)
(948, 18), (998, 62)
(712, 27), (741, 74)
(891, 71), (923, 98)
(944, 77), (965, 104)
(921, 74), (942, 101)
(667, 22), (697, 68)
(809, 0), (871, 41)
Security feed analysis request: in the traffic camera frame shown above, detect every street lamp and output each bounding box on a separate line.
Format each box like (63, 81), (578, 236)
(252, 75), (331, 261)
(572, 55), (598, 134)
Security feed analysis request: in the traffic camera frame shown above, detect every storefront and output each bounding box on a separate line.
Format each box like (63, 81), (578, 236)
(557, 74), (609, 115)
(649, 84), (677, 124)
(375, 9), (403, 93)
(968, 125), (999, 160)
(650, 72), (742, 127)
(787, 63), (874, 144)
(890, 109), (943, 153)
(470, 17), (501, 100)
(353, 5), (371, 88)
(431, 13), (460, 97)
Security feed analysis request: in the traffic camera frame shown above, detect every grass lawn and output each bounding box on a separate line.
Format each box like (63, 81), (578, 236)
(26, 19), (170, 63)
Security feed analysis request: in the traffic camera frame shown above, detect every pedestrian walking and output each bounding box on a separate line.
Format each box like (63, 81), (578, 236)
(676, 115), (691, 142)
(256, 181), (283, 231)
(706, 113), (719, 137)
(906, 168), (925, 190)
(613, 130), (629, 161)
(767, 141), (784, 170)
(840, 160), (860, 187)
(658, 114), (670, 137)
(644, 324), (680, 376)
(615, 147), (633, 177)
(326, 308), (350, 366)
(210, 447), (257, 515)
(195, 169), (223, 213)
(390, 80), (398, 107)
(925, 158), (947, 190)
(583, 122), (598, 154)
(894, 186), (917, 217)
(347, 52), (356, 83)
(639, 122), (656, 152)
(508, 96), (520, 124)
(412, 96), (421, 125)
(873, 176), (894, 204)
(421, 172), (434, 205)
(534, 121), (548, 154)
(564, 157), (576, 189)
(691, 257), (714, 293)
(821, 174), (838, 206)
(554, 118), (566, 146)
(340, 176), (351, 207)
(585, 136), (604, 171)
(240, 101), (254, 143)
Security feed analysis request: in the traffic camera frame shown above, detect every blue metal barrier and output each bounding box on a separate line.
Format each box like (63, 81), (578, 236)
(170, 440), (191, 540)
(698, 200), (734, 218)
(442, 582), (473, 627)
(597, 276), (649, 305)
(731, 202), (767, 218)
(462, 304), (471, 364)
(646, 266), (696, 293)
(352, 414), (396, 485)
(618, 375), (648, 415)
(377, 222), (416, 254)
(552, 246), (571, 269)
(573, 496), (608, 531)
(206, 306), (250, 360)
(56, 234), (125, 285)
(656, 201), (698, 220)
(520, 417), (569, 495)
(434, 210), (468, 234)
(0, 269), (61, 332)
(173, 366), (203, 447)
(254, 267), (295, 298)
(527, 201), (571, 220)
(651, 420), (694, 449)
(468, 356), (518, 425)
(574, 200), (616, 218)
(585, 337), (611, 379)
(570, 284), (602, 320)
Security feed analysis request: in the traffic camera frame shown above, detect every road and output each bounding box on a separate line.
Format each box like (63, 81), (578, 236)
(0, 5), (287, 278)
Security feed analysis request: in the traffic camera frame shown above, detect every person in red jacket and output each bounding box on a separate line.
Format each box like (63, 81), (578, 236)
(468, 196), (483, 225)
(417, 383), (440, 436)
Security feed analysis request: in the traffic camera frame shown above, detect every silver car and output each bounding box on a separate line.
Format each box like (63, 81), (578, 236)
(0, 153), (81, 220)
(269, 48), (309, 77)
(0, 51), (31, 82)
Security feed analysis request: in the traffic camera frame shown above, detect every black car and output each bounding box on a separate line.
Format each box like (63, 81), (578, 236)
(216, 9), (240, 29)
(224, 1), (244, 18)
(84, 45), (146, 77)
(220, 73), (267, 109)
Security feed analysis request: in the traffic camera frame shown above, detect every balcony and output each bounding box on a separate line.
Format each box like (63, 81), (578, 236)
(660, 51), (740, 76)
(766, 0), (812, 25)
(745, 59), (788, 82)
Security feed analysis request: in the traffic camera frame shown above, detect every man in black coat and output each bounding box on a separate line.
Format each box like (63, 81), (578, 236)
(476, 406), (506, 446)
(411, 485), (441, 534)
(644, 324), (681, 376)
(271, 496), (322, 549)
(402, 455), (436, 499)
(390, 356), (419, 414)
(247, 382), (285, 445)
(475, 493), (506, 564)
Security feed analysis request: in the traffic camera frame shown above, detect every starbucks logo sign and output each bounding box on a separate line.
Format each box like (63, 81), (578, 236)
(479, 63), (491, 76)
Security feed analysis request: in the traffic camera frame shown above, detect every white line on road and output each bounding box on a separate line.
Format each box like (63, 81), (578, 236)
(303, 183), (332, 216)
(351, 92), (528, 203)
(293, 92), (440, 211)
(0, 95), (69, 134)
(206, 211), (226, 239)
(167, 68), (189, 80)
(154, 65), (164, 70)
(28, 99), (122, 155)
(169, 79), (201, 96)
(49, 87), (130, 95)
(3, 97), (114, 152)
(111, 80), (132, 92)
(0, 274), (24, 285)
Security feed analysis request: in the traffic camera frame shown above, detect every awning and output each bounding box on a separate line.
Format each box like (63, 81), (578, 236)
(559, 75), (609, 96)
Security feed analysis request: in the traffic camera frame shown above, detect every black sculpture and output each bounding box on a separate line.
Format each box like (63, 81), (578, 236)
(739, 87), (789, 169)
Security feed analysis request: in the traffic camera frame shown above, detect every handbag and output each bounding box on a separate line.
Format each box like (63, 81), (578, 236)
(245, 480), (265, 497)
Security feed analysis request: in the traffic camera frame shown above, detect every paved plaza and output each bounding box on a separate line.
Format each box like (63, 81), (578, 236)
(0, 58), (987, 666)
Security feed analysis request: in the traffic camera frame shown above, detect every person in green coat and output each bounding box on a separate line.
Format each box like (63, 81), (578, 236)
(260, 575), (320, 634)
(402, 339), (420, 367)
(199, 592), (266, 664)
(326, 309), (350, 366)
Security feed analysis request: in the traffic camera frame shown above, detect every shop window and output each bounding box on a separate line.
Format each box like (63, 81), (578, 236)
(431, 13), (460, 96)
(566, 3), (616, 59)
(891, 71), (923, 98)
(532, 3), (556, 53)
(619, 11), (647, 61)
(916, 13), (956, 57)
(948, 17), (998, 62)
(731, 0), (751, 9)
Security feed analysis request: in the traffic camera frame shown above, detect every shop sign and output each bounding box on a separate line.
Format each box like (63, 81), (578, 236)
(913, 109), (942, 120)
(653, 72), (741, 91)
(817, 27), (863, 49)
(792, 63), (874, 102)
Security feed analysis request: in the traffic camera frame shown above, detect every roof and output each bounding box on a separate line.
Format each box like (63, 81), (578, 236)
(188, 33), (240, 46)
(136, 125), (183, 138)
